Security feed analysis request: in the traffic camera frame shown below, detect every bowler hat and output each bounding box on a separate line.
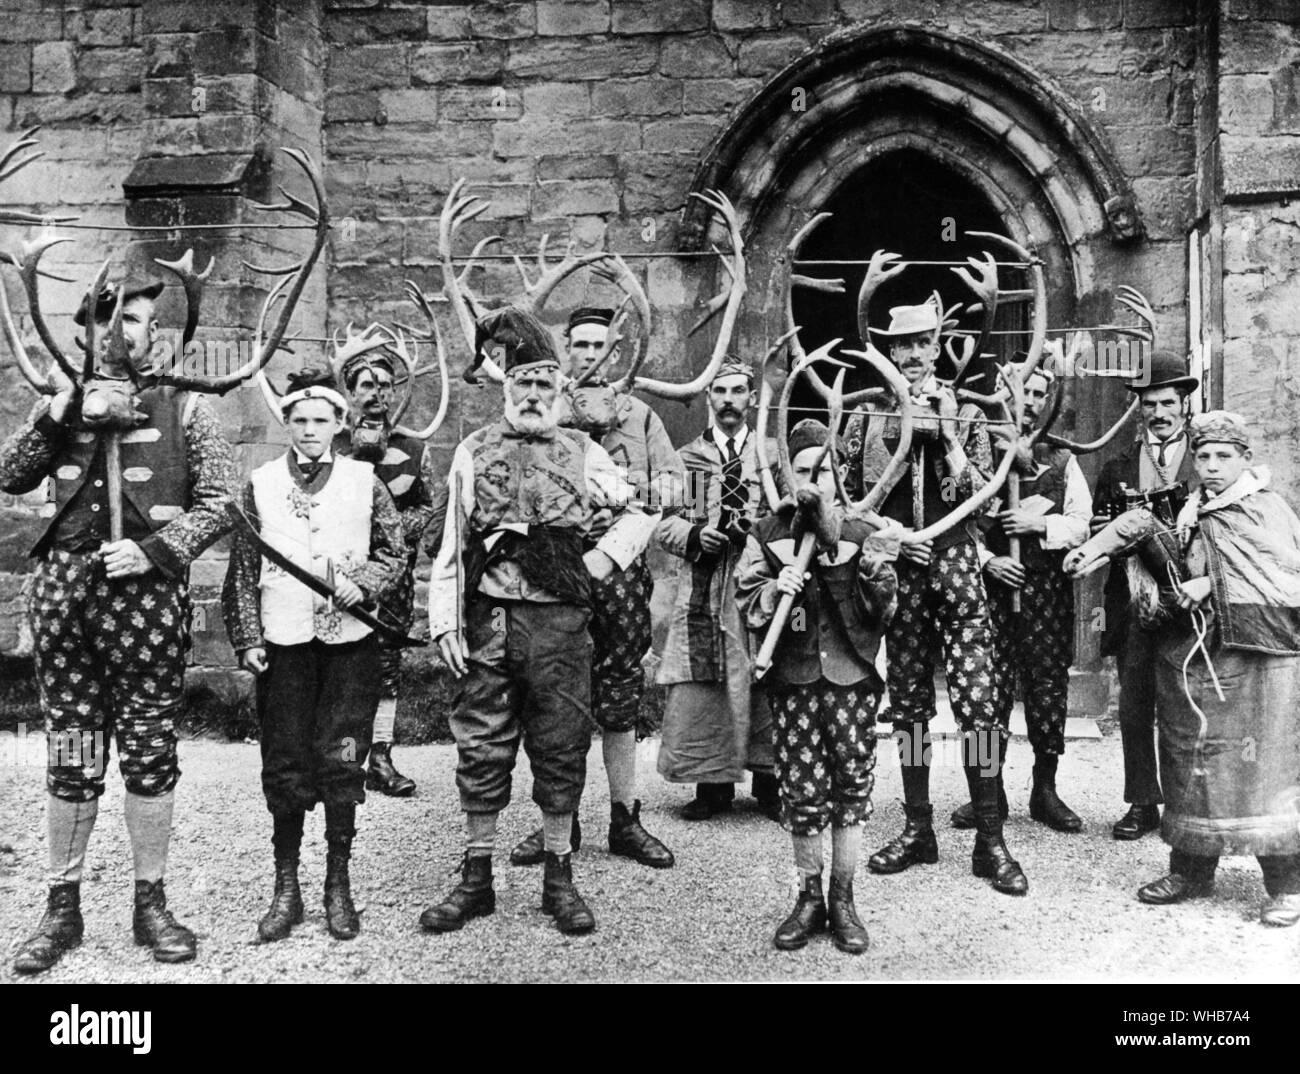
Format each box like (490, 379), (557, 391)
(1127, 349), (1198, 394)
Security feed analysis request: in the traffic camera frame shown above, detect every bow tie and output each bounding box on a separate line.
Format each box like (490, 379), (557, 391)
(296, 459), (328, 480)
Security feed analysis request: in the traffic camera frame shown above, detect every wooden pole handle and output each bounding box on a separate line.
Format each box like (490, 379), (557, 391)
(754, 531), (817, 678)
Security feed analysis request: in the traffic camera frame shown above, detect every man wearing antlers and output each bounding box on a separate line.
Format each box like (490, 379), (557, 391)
(334, 339), (437, 798)
(423, 306), (655, 936)
(966, 357), (1091, 833)
(2, 274), (236, 973)
(656, 359), (780, 820)
(843, 301), (1028, 896)
(507, 306), (678, 870)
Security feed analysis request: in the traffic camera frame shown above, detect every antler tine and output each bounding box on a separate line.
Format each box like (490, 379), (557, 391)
(392, 316), (450, 441)
(166, 148), (329, 394)
(949, 247), (1000, 368)
(81, 259), (111, 383)
(152, 248), (214, 356)
(0, 269), (57, 394)
(839, 347), (914, 522)
(438, 179), (495, 377)
(856, 249), (907, 345)
(254, 274), (294, 426)
(570, 291), (632, 390)
(774, 350), (820, 508)
(774, 211), (841, 366)
(1115, 285), (1157, 347)
(755, 327), (801, 512)
(586, 254), (653, 394)
(459, 234), (501, 291)
(634, 189), (746, 400)
(12, 236), (80, 385)
(161, 145), (325, 390)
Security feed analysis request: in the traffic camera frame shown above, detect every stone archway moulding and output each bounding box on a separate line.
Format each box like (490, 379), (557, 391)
(683, 24), (1144, 266)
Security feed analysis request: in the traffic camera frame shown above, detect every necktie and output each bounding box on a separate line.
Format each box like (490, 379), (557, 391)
(719, 436), (745, 532)
(1156, 433), (1183, 468)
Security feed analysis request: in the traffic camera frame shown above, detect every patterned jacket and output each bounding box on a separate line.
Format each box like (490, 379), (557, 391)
(0, 391), (234, 578)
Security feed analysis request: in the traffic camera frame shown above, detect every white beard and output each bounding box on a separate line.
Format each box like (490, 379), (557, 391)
(503, 385), (562, 435)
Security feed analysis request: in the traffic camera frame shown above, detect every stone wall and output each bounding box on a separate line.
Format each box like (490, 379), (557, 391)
(1214, 2), (1300, 505)
(1, 0), (1291, 701)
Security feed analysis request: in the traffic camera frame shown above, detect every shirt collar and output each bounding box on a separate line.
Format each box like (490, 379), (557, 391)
(293, 446), (333, 465)
(1147, 429), (1186, 449)
(712, 423), (748, 455)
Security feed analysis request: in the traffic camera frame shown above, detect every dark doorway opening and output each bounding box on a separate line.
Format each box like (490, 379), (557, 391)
(789, 148), (1028, 413)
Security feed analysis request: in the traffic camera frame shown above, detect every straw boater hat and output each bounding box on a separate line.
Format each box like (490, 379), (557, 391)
(868, 303), (939, 338)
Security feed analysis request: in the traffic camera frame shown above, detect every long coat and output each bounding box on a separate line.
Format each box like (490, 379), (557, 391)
(655, 427), (772, 782)
(1155, 468), (1300, 857)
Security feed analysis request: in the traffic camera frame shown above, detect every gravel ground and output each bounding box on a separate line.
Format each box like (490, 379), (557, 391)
(1, 731), (1297, 984)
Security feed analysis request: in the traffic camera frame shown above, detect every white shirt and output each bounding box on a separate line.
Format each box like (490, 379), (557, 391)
(711, 423), (749, 458)
(976, 454), (1092, 565)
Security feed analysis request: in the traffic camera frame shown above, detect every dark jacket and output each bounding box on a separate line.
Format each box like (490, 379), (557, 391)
(734, 512), (899, 687)
(1092, 434), (1197, 655)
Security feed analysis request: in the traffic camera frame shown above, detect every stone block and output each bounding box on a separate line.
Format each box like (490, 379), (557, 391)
(592, 77), (683, 117)
(439, 83), (521, 121)
(681, 77), (762, 114)
(1109, 125), (1196, 175)
(1123, 0), (1193, 28)
(839, 0), (938, 20)
(325, 88), (380, 123)
(1047, 0), (1121, 30)
(1221, 21), (1298, 75)
(4, 11), (62, 42)
(330, 43), (409, 91)
(1220, 73), (1275, 136)
(469, 2), (537, 39)
(493, 117), (640, 156)
(534, 178), (619, 217)
(425, 4), (473, 40)
(736, 32), (810, 77)
(641, 115), (724, 153)
(1272, 64), (1300, 134)
(326, 8), (427, 43)
(378, 86), (442, 124)
(622, 151), (693, 213)
(1221, 133), (1300, 198)
(32, 41), (76, 95)
(411, 40), (507, 84)
(611, 0), (707, 35)
(75, 46), (143, 93)
(537, 153), (618, 180)
(713, 0), (779, 31)
(659, 35), (732, 78)
(522, 81), (590, 117)
(505, 35), (659, 79)
(1131, 175), (1195, 240)
(536, 0), (610, 36)
(0, 44), (31, 92)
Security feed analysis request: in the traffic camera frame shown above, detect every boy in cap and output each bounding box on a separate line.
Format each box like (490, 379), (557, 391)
(5, 273), (235, 975)
(222, 366), (405, 941)
(422, 307), (655, 936)
(1137, 411), (1300, 927)
(735, 419), (900, 953)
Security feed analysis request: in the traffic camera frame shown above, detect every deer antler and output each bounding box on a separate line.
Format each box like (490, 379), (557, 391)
(0, 236), (82, 394)
(388, 280), (450, 440)
(252, 273), (299, 426)
(152, 248), (214, 353)
(577, 255), (653, 394)
(163, 148), (328, 394)
(1043, 289), (1154, 453)
(856, 249), (906, 344)
(948, 248), (1000, 379)
(632, 190), (746, 400)
(838, 348), (916, 522)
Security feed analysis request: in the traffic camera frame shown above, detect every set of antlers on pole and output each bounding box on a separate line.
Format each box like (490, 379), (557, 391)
(434, 177), (747, 400)
(0, 129), (332, 415)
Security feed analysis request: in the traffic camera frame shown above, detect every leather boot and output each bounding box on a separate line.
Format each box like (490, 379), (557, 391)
(682, 782), (734, 821)
(968, 764), (1028, 896)
(257, 857), (304, 943)
(12, 883), (83, 975)
(827, 874), (869, 955)
(366, 743), (416, 797)
(541, 851), (596, 935)
(608, 800), (674, 868)
(951, 776), (1008, 829)
(324, 841), (360, 940)
(773, 874), (827, 950)
(1028, 753), (1082, 832)
(133, 879), (197, 963)
(868, 804), (939, 874)
(752, 771), (781, 820)
(509, 815), (582, 867)
(420, 853), (495, 932)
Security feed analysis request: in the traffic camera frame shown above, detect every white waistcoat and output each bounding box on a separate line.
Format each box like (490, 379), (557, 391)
(251, 454), (374, 646)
